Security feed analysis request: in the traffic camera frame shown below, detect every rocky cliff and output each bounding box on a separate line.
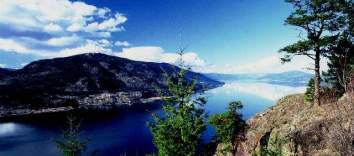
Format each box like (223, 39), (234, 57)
(217, 93), (354, 156)
(0, 53), (223, 118)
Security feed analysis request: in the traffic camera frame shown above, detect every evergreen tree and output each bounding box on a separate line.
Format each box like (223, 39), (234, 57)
(54, 115), (89, 156)
(209, 101), (246, 156)
(323, 1), (354, 94)
(279, 0), (346, 106)
(148, 55), (207, 156)
(324, 34), (354, 94)
(305, 78), (315, 102)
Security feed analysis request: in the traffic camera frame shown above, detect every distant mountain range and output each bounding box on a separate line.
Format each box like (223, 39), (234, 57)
(205, 71), (314, 86)
(0, 53), (223, 118)
(0, 53), (314, 118)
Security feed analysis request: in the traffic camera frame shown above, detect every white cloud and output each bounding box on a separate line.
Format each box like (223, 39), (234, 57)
(115, 46), (206, 67)
(20, 63), (28, 67)
(84, 13), (127, 33)
(98, 8), (110, 18)
(0, 38), (30, 54)
(49, 42), (112, 58)
(0, 0), (127, 34)
(98, 13), (127, 32)
(0, 0), (129, 60)
(199, 55), (328, 74)
(97, 32), (112, 38)
(0, 0), (100, 32)
(115, 41), (131, 47)
(178, 53), (206, 67)
(0, 0), (328, 74)
(116, 47), (165, 62)
(0, 64), (7, 68)
(0, 43), (205, 68)
(67, 23), (84, 32)
(0, 38), (111, 58)
(96, 39), (112, 47)
(47, 35), (80, 46)
(37, 39), (113, 58)
(43, 23), (63, 33)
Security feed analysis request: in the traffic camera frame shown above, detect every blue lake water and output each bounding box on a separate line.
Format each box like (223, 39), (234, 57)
(0, 82), (305, 156)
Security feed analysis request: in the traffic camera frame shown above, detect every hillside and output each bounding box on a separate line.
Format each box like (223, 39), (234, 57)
(0, 68), (12, 79)
(0, 53), (223, 118)
(217, 93), (354, 156)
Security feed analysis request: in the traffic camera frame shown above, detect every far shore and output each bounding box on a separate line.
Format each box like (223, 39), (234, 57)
(0, 96), (165, 122)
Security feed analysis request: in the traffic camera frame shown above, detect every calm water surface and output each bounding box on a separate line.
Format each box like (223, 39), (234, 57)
(0, 82), (305, 156)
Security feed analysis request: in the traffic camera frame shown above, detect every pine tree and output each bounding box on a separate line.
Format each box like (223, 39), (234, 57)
(148, 52), (207, 156)
(209, 101), (246, 156)
(54, 115), (89, 156)
(324, 34), (354, 94)
(323, 1), (354, 94)
(279, 0), (346, 106)
(305, 78), (315, 102)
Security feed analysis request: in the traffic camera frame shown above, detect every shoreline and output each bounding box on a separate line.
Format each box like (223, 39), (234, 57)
(0, 84), (223, 122)
(0, 96), (164, 122)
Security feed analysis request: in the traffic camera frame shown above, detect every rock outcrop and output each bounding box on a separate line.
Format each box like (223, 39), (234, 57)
(222, 93), (354, 156)
(0, 53), (223, 118)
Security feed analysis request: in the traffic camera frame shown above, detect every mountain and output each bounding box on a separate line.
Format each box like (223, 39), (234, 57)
(0, 53), (223, 118)
(205, 71), (314, 86)
(204, 73), (265, 82)
(0, 68), (12, 79)
(257, 71), (314, 86)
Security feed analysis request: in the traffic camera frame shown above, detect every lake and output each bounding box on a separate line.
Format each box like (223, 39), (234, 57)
(0, 82), (306, 156)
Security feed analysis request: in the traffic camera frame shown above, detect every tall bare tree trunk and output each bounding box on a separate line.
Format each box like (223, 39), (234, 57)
(314, 51), (321, 106)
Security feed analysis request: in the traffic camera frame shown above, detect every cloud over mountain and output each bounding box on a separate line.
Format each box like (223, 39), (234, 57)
(0, 0), (325, 74)
(115, 46), (206, 67)
(0, 0), (127, 58)
(0, 0), (207, 69)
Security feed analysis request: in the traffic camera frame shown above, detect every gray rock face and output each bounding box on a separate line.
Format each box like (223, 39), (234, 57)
(0, 53), (223, 118)
(220, 93), (354, 156)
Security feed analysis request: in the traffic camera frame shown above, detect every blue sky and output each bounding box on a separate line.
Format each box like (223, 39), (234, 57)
(0, 0), (320, 73)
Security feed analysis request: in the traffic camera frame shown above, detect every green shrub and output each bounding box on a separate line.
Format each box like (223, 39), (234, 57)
(305, 78), (315, 102)
(252, 133), (284, 156)
(209, 101), (246, 156)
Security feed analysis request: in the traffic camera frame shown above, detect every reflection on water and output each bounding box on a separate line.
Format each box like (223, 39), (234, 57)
(0, 82), (306, 155)
(214, 82), (306, 101)
(0, 123), (17, 136)
(204, 82), (305, 118)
